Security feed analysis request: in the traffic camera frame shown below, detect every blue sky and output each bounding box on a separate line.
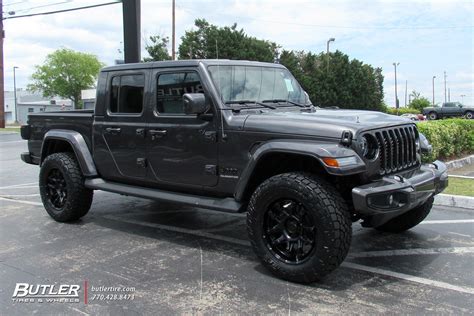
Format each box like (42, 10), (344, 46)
(3, 0), (473, 106)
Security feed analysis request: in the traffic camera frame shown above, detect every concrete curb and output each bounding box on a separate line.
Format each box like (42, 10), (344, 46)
(446, 155), (474, 170)
(0, 132), (19, 135)
(434, 194), (474, 210)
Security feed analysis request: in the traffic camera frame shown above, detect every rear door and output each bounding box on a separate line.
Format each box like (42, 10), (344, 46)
(442, 103), (457, 116)
(94, 71), (148, 183)
(145, 68), (219, 187)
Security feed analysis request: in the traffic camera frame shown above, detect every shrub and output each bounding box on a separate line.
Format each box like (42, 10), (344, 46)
(385, 107), (420, 115)
(417, 119), (474, 162)
(408, 97), (430, 112)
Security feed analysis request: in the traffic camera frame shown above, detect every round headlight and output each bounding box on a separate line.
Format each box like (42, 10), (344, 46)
(361, 134), (379, 161)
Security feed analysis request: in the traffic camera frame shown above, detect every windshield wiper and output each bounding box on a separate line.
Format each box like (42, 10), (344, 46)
(225, 100), (276, 109)
(262, 99), (310, 108)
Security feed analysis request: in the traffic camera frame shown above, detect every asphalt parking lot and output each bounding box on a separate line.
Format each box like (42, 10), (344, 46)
(1, 132), (473, 315)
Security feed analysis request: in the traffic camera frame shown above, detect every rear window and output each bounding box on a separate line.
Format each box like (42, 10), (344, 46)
(109, 74), (144, 114)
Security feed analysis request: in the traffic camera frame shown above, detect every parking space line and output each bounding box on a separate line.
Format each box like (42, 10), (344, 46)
(449, 232), (471, 238)
(0, 196), (42, 206)
(449, 175), (474, 179)
(0, 182), (37, 189)
(4, 196), (472, 295)
(342, 262), (474, 295)
(421, 219), (474, 224)
(0, 186), (38, 190)
(0, 140), (25, 144)
(349, 247), (474, 258)
(105, 213), (474, 295)
(103, 215), (251, 247)
(0, 194), (40, 197)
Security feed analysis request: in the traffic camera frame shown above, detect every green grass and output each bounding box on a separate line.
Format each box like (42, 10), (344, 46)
(444, 177), (474, 197)
(0, 127), (20, 133)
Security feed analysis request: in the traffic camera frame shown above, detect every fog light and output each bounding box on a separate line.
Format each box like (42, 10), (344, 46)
(367, 192), (407, 209)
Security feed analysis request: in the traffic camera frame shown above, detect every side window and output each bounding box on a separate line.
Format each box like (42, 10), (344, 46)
(109, 74), (144, 114)
(156, 72), (204, 114)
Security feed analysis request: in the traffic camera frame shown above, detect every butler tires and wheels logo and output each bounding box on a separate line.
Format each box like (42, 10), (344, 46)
(11, 281), (136, 304)
(12, 283), (81, 303)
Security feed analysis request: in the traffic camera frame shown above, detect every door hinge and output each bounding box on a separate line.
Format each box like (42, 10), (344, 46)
(136, 128), (145, 138)
(204, 164), (217, 175)
(137, 158), (147, 168)
(203, 131), (217, 142)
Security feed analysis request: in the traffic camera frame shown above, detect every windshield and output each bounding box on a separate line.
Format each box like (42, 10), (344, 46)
(208, 65), (308, 105)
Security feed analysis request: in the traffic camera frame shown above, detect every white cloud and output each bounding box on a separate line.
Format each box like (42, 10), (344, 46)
(3, 0), (473, 106)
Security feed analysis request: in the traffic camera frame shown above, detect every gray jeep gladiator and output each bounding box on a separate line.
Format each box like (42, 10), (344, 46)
(423, 102), (474, 120)
(21, 60), (448, 283)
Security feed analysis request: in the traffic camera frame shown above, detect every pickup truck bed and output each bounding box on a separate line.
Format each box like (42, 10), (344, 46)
(26, 110), (94, 162)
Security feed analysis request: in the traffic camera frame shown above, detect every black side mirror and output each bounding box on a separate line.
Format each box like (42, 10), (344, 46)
(183, 93), (209, 115)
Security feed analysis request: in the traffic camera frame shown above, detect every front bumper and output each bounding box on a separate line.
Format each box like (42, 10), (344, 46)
(352, 160), (448, 227)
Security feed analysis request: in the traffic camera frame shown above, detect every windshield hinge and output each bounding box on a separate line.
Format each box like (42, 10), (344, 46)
(341, 130), (353, 146)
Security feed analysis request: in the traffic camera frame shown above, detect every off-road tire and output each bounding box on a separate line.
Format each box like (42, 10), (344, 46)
(465, 111), (473, 120)
(39, 152), (93, 222)
(247, 172), (352, 283)
(428, 112), (438, 120)
(375, 196), (434, 233)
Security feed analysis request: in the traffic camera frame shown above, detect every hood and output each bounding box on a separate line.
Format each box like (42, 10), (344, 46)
(243, 108), (414, 139)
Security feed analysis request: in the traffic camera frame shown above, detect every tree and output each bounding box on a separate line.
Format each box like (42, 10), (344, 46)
(144, 35), (172, 61)
(28, 48), (104, 108)
(178, 19), (279, 62)
(279, 50), (385, 111)
(409, 90), (421, 101)
(408, 97), (430, 112)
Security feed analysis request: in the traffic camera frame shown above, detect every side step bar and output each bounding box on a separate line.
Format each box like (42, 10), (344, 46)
(85, 178), (243, 213)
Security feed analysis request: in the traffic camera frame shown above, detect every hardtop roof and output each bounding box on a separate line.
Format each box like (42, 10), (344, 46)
(101, 59), (286, 72)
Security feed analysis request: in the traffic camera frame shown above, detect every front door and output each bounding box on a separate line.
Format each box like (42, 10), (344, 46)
(146, 69), (218, 187)
(94, 72), (148, 183)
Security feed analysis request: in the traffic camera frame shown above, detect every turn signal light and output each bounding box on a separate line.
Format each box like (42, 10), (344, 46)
(322, 158), (339, 167)
(322, 156), (359, 168)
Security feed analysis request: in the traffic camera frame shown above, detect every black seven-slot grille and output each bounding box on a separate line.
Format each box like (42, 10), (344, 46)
(372, 125), (419, 175)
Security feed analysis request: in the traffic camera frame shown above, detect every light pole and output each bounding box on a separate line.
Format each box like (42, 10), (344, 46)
(393, 62), (400, 110)
(326, 37), (335, 72)
(461, 94), (466, 103)
(432, 75), (436, 106)
(13, 66), (19, 124)
(444, 71), (447, 103)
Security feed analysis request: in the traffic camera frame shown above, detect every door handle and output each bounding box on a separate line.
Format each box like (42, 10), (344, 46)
(149, 129), (167, 140)
(105, 127), (121, 135)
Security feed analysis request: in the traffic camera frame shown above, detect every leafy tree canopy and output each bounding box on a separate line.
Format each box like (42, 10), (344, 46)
(279, 50), (385, 111)
(178, 19), (279, 62)
(144, 35), (172, 61)
(148, 19), (385, 111)
(28, 48), (104, 107)
(408, 96), (431, 112)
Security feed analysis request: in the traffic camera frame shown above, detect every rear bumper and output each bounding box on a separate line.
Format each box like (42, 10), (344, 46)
(352, 160), (448, 227)
(21, 152), (39, 165)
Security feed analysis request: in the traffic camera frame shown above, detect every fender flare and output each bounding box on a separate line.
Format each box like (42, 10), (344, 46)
(234, 140), (365, 201)
(41, 130), (98, 177)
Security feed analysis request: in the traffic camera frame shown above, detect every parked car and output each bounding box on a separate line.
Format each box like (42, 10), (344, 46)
(21, 60), (448, 283)
(423, 102), (473, 120)
(400, 113), (425, 121)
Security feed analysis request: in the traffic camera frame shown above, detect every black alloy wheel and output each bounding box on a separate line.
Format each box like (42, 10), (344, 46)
(39, 152), (93, 222)
(46, 169), (68, 209)
(263, 199), (316, 264)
